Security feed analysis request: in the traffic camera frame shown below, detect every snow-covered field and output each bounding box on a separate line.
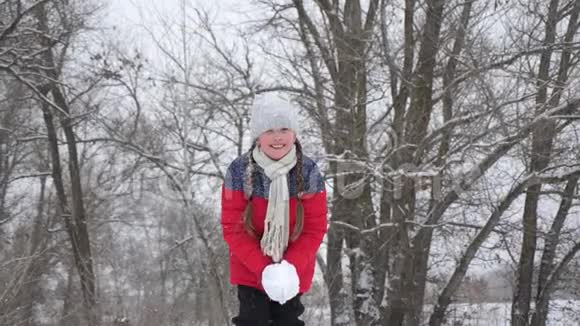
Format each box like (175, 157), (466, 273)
(421, 300), (580, 326)
(302, 300), (580, 325)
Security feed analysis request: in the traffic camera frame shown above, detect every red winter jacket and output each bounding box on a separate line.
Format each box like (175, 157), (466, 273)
(221, 154), (327, 293)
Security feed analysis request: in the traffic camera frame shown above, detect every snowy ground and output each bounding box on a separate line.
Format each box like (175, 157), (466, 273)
(302, 300), (580, 325)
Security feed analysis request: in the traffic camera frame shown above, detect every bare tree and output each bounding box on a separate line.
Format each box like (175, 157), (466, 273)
(0, 70), (57, 325)
(254, 0), (580, 325)
(286, 1), (383, 324)
(1, 1), (102, 324)
(531, 175), (580, 326)
(512, 1), (580, 325)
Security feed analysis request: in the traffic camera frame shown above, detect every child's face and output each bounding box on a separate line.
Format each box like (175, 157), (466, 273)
(257, 128), (296, 160)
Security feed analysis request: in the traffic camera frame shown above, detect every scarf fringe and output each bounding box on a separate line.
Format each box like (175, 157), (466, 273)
(252, 145), (297, 262)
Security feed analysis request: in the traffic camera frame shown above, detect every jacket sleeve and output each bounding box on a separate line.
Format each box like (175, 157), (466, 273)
(221, 161), (272, 277)
(283, 162), (327, 277)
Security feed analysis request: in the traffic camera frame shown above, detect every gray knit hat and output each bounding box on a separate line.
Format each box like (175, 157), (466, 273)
(250, 93), (300, 140)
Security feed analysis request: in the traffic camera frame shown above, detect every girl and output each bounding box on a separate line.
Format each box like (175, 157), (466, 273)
(221, 94), (327, 326)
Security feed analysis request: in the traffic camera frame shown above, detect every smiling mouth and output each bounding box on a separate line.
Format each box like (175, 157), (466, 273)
(270, 145), (285, 149)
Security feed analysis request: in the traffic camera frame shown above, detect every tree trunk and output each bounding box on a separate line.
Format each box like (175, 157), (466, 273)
(41, 100), (97, 325)
(32, 3), (98, 325)
(293, 1), (380, 324)
(531, 4), (580, 325)
(409, 1), (474, 324)
(511, 1), (563, 324)
(530, 177), (578, 326)
(386, 0), (446, 325)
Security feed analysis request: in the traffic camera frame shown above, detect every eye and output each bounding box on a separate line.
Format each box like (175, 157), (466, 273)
(281, 128), (290, 133)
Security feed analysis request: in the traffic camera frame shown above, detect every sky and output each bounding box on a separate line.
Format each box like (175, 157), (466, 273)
(105, 0), (247, 35)
(100, 0), (271, 78)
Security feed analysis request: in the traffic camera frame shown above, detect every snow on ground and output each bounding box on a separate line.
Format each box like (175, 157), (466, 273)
(301, 300), (580, 325)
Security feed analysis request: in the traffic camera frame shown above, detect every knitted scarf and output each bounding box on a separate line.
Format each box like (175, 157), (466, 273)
(252, 145), (297, 262)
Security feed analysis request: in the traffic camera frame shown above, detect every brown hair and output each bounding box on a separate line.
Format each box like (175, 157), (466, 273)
(242, 140), (304, 241)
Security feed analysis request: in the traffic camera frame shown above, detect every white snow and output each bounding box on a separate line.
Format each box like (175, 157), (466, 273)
(300, 300), (580, 326)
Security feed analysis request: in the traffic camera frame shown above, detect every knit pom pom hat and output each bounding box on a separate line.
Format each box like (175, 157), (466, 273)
(250, 93), (300, 140)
